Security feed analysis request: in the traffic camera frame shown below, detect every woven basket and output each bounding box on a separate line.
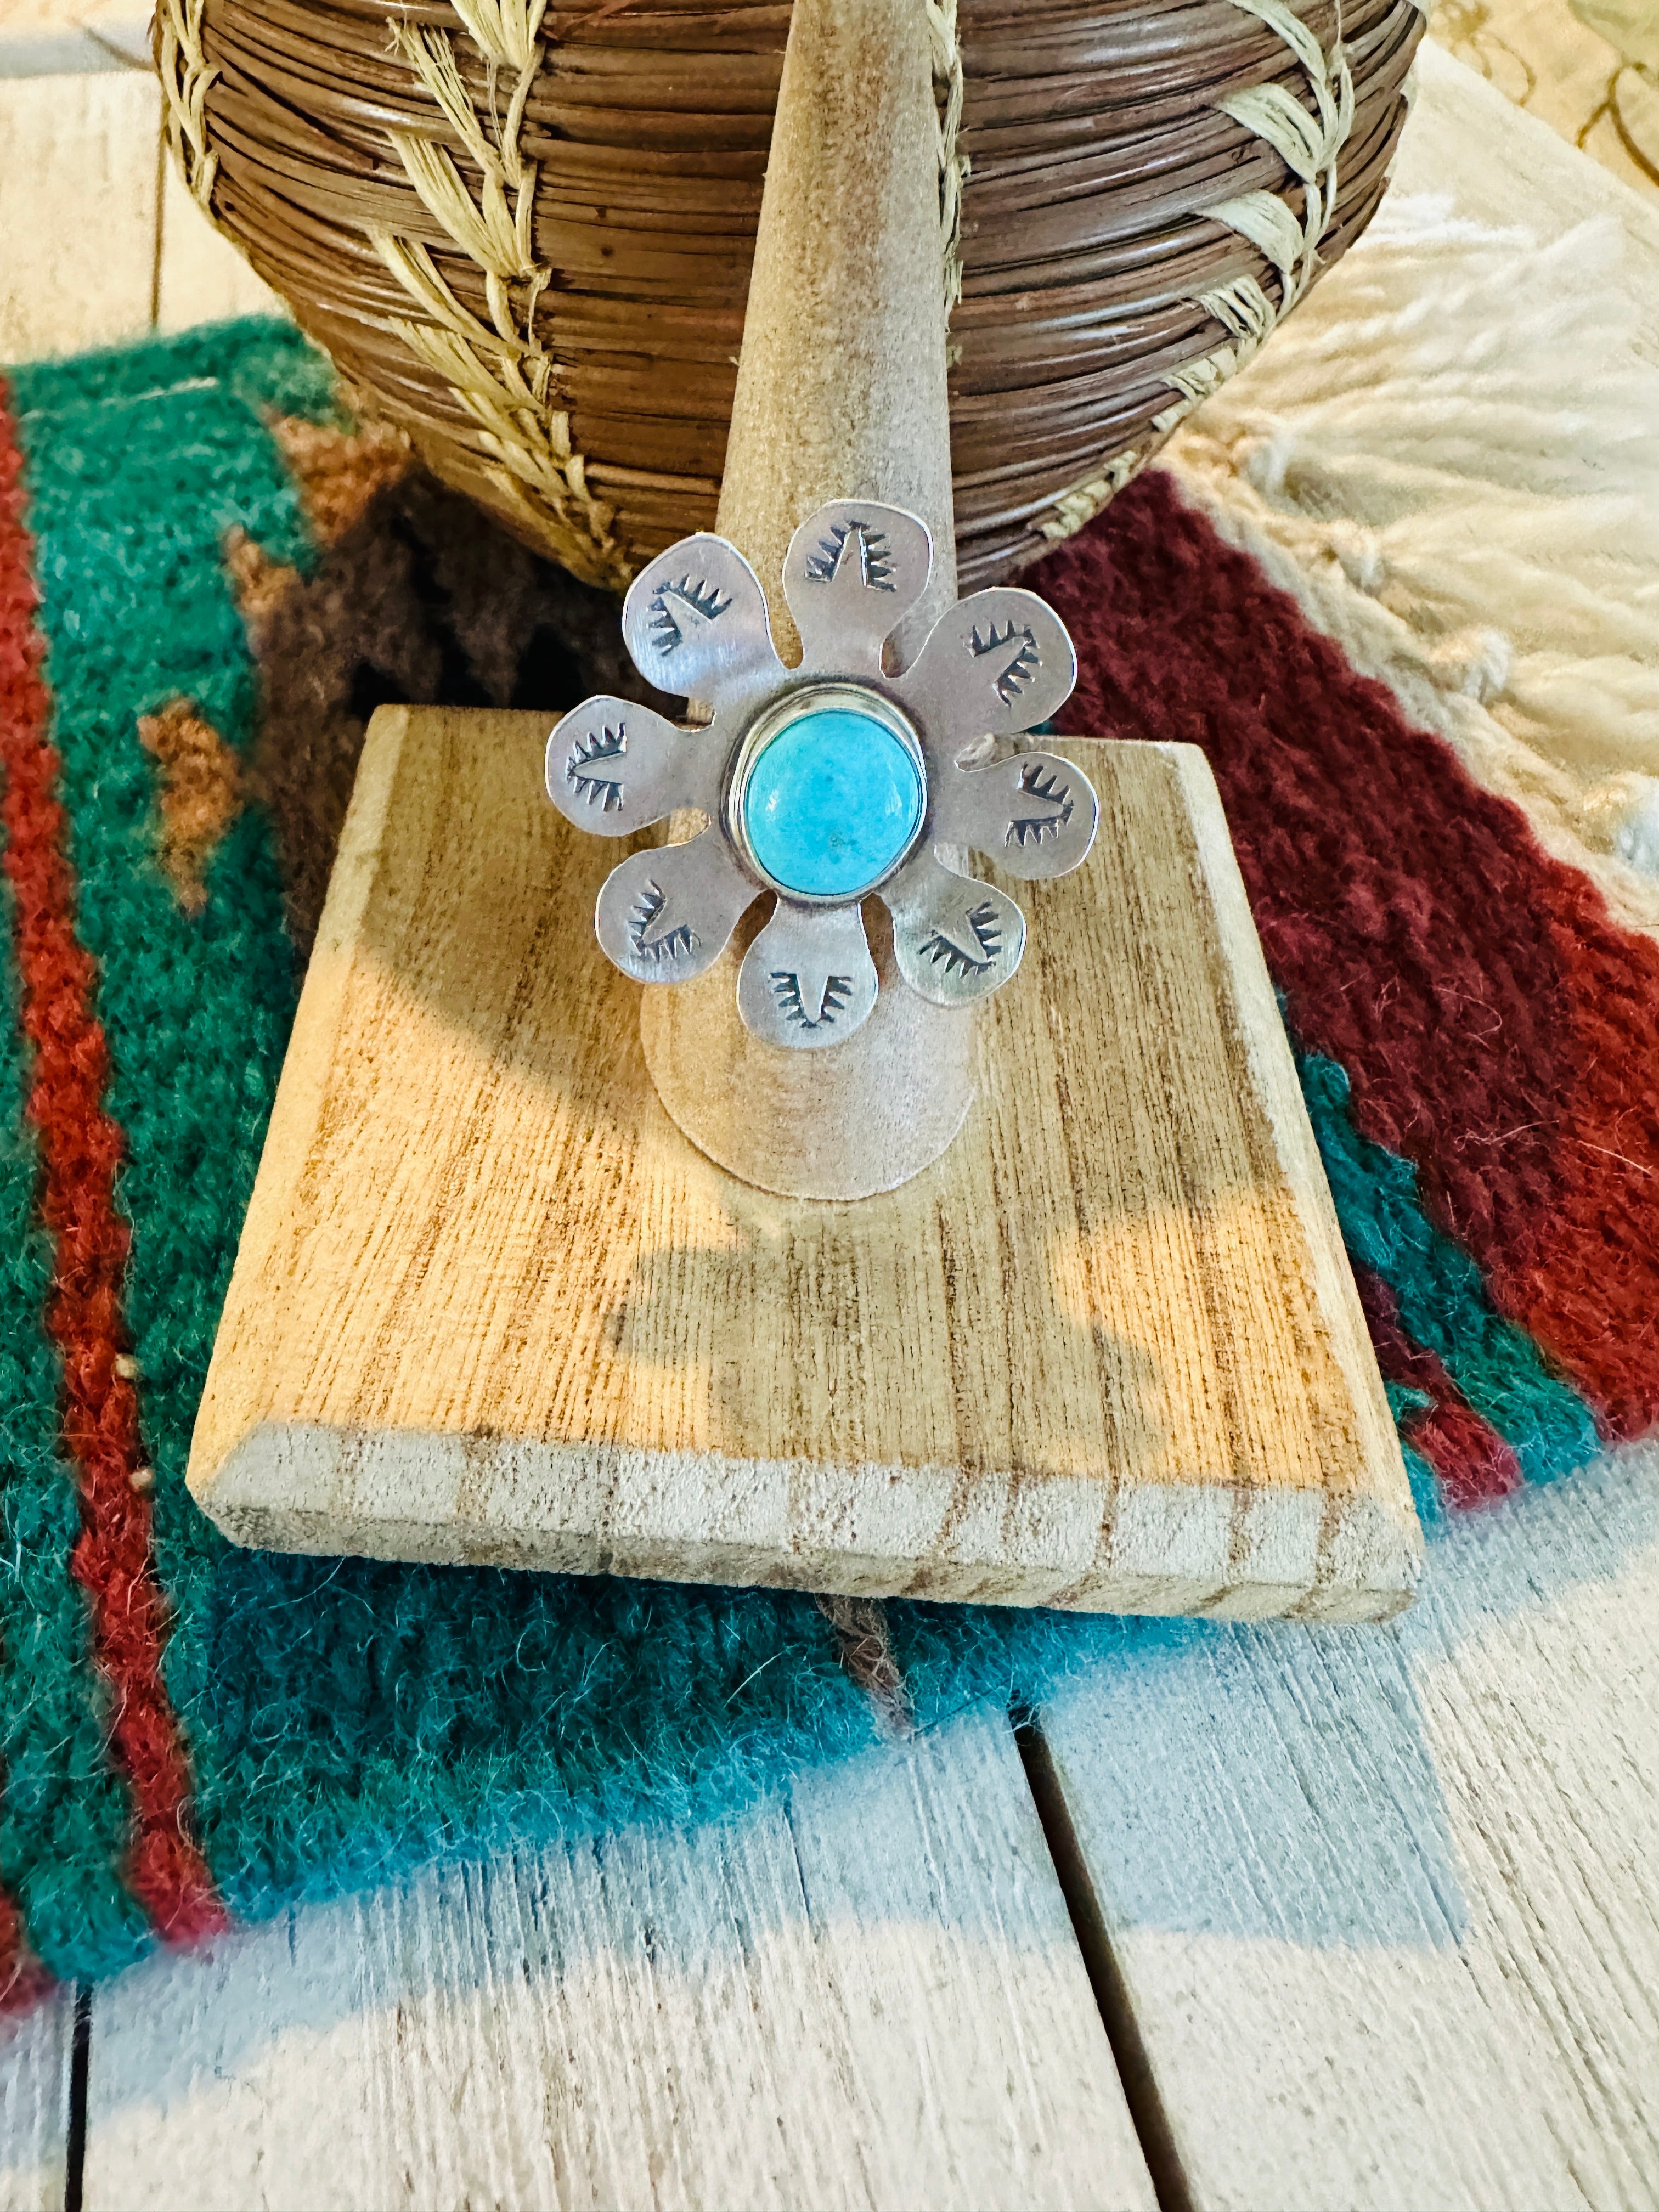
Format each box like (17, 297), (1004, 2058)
(156, 0), (1423, 592)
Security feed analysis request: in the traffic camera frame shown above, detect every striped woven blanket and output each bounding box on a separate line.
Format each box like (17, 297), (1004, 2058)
(0, 185), (1654, 1996)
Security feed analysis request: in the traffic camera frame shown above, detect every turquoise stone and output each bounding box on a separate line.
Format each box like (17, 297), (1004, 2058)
(742, 707), (923, 898)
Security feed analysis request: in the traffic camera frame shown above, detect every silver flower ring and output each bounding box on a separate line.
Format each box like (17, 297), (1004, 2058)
(544, 499), (1098, 1050)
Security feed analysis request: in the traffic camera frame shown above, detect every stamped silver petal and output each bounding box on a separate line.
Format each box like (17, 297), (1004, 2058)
(621, 534), (785, 709)
(545, 696), (718, 837)
(895, 586), (1077, 751)
(782, 501), (932, 674)
(737, 899), (879, 1049)
(934, 748), (1099, 881)
(594, 832), (758, 987)
(880, 850), (1027, 1008)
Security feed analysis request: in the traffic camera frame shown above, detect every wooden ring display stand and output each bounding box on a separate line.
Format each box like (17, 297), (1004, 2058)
(187, 0), (1421, 1621)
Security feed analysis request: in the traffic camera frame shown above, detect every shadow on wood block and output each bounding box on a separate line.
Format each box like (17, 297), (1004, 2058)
(189, 708), (1420, 1620)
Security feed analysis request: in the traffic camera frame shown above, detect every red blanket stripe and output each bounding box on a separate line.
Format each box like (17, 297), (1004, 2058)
(0, 386), (226, 1945)
(1042, 472), (1659, 1441)
(1353, 1266), (1521, 1510)
(0, 1891), (52, 2015)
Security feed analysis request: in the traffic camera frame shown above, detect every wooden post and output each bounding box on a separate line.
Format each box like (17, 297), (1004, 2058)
(638, 0), (978, 1201)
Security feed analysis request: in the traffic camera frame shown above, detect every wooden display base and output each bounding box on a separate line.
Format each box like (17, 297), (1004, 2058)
(189, 707), (1420, 1620)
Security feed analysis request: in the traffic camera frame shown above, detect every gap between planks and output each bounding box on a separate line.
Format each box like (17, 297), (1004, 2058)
(77, 1706), (1159, 2212)
(8, 43), (1658, 2212)
(0, 1985), (74, 2212)
(60, 1435), (1659, 2212)
(1031, 1438), (1659, 2212)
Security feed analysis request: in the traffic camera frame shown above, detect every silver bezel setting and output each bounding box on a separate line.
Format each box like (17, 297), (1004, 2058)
(724, 680), (929, 907)
(543, 499), (1098, 1049)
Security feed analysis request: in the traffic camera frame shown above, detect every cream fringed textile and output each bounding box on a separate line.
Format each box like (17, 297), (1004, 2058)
(1039, 0), (1356, 543)
(1166, 188), (1659, 938)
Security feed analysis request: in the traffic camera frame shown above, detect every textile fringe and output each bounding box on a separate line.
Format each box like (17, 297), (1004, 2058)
(1039, 0), (1355, 543)
(375, 5), (630, 590)
(1161, 193), (1659, 939)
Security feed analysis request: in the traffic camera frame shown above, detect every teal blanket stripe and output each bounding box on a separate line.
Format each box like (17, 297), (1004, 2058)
(0, 317), (1610, 1979)
(0, 828), (149, 1976)
(8, 327), (318, 1971)
(7, 321), (884, 1949)
(1295, 1043), (1600, 1483)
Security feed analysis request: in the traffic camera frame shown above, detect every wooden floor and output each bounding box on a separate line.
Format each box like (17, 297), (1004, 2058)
(3, 1431), (1653, 2211)
(3, 19), (1658, 2210)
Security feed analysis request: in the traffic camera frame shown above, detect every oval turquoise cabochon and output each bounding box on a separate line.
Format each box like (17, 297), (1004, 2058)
(742, 707), (924, 899)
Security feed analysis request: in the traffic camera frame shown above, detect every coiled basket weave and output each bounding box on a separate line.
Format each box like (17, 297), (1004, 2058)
(156, 0), (1423, 592)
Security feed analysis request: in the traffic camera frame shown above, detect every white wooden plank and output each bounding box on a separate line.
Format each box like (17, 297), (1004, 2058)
(82, 1707), (1156, 2212)
(1033, 54), (1659, 2211)
(0, 64), (159, 363)
(81, 18), (155, 74)
(0, 31), (129, 79)
(0, 4), (283, 351)
(0, 1985), (73, 2212)
(1035, 1437), (1659, 2211)
(0, 2), (152, 39)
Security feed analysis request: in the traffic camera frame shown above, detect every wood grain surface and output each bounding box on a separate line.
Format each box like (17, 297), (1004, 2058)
(81, 1708), (1156, 2212)
(0, 14), (279, 365)
(188, 707), (1417, 1619)
(1034, 1437), (1659, 2211)
(0, 61), (159, 362)
(0, 1994), (71, 2212)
